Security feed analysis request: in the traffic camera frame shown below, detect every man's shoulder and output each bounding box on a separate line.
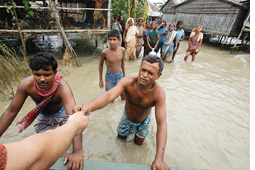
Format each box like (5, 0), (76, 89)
(19, 75), (34, 88)
(101, 48), (109, 55)
(118, 46), (125, 53)
(120, 76), (137, 85)
(153, 82), (165, 95)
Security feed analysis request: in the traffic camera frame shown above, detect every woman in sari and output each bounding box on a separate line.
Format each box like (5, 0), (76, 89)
(145, 22), (159, 55)
(143, 21), (150, 57)
(124, 17), (139, 60)
(136, 18), (144, 58)
(161, 23), (177, 63)
(111, 16), (123, 46)
(184, 24), (203, 61)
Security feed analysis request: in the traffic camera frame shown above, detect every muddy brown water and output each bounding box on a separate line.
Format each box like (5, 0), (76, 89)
(0, 37), (250, 170)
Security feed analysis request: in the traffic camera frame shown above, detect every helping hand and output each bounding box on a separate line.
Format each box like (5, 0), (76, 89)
(64, 151), (84, 170)
(152, 158), (171, 170)
(72, 104), (92, 116)
(67, 112), (89, 135)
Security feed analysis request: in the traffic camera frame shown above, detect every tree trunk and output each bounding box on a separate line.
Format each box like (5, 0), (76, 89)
(134, 0), (136, 19)
(49, 0), (82, 67)
(142, 0), (148, 24)
(127, 0), (130, 16)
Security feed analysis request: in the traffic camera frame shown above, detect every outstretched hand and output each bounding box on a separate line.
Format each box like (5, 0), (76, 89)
(152, 158), (171, 170)
(67, 112), (89, 135)
(63, 151), (84, 170)
(72, 104), (92, 116)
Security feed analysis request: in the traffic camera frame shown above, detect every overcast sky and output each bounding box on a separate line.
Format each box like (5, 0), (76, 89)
(149, 0), (166, 5)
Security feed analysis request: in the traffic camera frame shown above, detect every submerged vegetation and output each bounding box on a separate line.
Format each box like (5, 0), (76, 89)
(0, 41), (31, 100)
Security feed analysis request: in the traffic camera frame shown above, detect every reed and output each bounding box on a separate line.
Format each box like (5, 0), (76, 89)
(0, 41), (31, 100)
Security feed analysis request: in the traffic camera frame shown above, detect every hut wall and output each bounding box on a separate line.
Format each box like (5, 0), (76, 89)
(162, 14), (175, 24)
(161, 0), (176, 14)
(174, 0), (243, 36)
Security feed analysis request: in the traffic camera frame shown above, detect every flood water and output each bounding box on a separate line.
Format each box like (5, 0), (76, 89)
(0, 35), (250, 170)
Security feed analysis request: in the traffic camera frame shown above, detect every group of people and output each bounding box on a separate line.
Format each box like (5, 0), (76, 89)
(0, 15), (204, 170)
(0, 29), (170, 169)
(111, 16), (203, 63)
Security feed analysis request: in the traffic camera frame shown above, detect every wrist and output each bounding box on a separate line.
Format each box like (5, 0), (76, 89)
(88, 103), (92, 112)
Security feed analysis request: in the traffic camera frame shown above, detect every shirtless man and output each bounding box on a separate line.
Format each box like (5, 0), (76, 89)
(92, 0), (107, 29)
(0, 52), (84, 170)
(74, 54), (170, 170)
(99, 29), (125, 100)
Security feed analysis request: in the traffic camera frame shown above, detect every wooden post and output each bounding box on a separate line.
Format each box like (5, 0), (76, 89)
(55, 0), (62, 56)
(49, 0), (82, 67)
(134, 0), (137, 19)
(11, 0), (28, 62)
(127, 0), (130, 17)
(231, 10), (250, 54)
(220, 35), (228, 50)
(107, 0), (112, 28)
(142, 0), (148, 24)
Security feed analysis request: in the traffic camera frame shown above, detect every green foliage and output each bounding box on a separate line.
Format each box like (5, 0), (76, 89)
(1, 0), (35, 24)
(112, 0), (144, 20)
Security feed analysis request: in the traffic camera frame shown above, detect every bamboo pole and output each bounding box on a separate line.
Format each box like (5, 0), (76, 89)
(231, 9), (250, 54)
(142, 0), (148, 22)
(11, 0), (28, 62)
(107, 0), (112, 28)
(49, 0), (82, 67)
(134, 0), (136, 19)
(127, 0), (130, 16)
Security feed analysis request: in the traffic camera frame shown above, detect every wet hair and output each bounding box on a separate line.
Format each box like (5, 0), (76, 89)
(108, 29), (120, 39)
(142, 54), (164, 74)
(146, 21), (150, 24)
(177, 21), (183, 26)
(29, 52), (58, 71)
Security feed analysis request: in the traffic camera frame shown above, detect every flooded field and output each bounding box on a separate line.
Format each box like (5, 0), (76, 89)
(0, 35), (250, 170)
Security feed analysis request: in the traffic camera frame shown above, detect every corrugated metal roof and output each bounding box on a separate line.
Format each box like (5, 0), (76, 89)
(149, 3), (160, 12)
(176, 0), (245, 7)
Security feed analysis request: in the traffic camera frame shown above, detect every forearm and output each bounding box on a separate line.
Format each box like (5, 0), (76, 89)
(72, 133), (83, 153)
(5, 123), (77, 170)
(118, 24), (123, 33)
(155, 121), (167, 160)
(197, 40), (203, 48)
(122, 64), (126, 77)
(99, 65), (103, 81)
(89, 92), (112, 112)
(0, 112), (16, 137)
(155, 40), (159, 47)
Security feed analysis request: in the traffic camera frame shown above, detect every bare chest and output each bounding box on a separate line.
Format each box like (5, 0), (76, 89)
(126, 88), (155, 109)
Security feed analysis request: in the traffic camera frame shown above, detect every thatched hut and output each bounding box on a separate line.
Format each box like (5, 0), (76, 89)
(161, 0), (249, 37)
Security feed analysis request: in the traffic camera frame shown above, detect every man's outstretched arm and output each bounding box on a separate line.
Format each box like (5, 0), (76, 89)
(73, 78), (128, 115)
(4, 112), (89, 170)
(152, 89), (170, 170)
(0, 81), (28, 137)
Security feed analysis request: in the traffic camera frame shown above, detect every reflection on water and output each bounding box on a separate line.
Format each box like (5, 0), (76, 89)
(0, 36), (250, 170)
